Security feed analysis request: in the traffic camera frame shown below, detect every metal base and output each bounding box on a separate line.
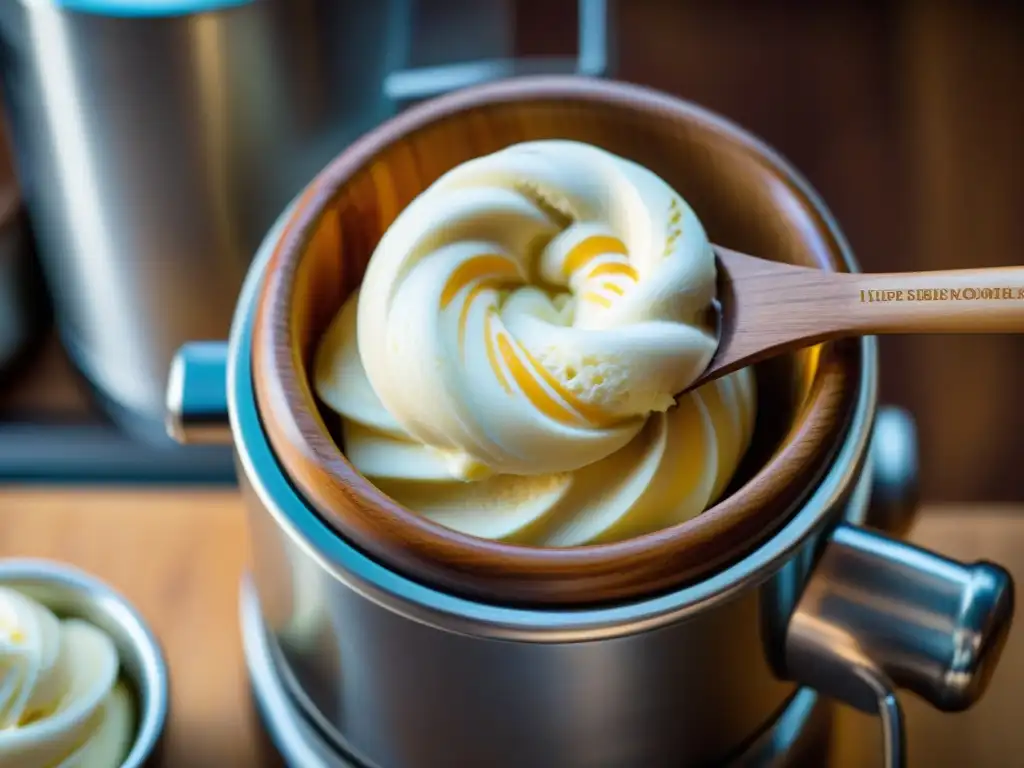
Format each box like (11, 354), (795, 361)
(242, 575), (357, 768)
(241, 576), (832, 768)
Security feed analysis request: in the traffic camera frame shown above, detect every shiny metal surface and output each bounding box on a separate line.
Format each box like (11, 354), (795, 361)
(242, 465), (807, 767)
(241, 574), (355, 768)
(0, 0), (610, 437)
(166, 341), (230, 445)
(0, 558), (169, 767)
(786, 525), (1014, 715)
(242, 573), (831, 768)
(784, 525), (1014, 768)
(730, 689), (831, 768)
(865, 406), (920, 537)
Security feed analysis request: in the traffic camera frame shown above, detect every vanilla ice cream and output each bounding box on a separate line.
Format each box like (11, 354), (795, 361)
(315, 140), (756, 546)
(0, 587), (134, 768)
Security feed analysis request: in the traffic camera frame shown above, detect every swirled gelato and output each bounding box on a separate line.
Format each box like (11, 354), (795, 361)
(315, 140), (756, 546)
(0, 587), (134, 768)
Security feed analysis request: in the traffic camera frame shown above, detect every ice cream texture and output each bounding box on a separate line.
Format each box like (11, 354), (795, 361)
(315, 140), (756, 546)
(0, 587), (134, 768)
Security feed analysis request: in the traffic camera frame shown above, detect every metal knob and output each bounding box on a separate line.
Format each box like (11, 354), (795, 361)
(165, 342), (231, 445)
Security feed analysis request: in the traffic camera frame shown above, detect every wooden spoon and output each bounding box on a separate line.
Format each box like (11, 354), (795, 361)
(691, 246), (1024, 389)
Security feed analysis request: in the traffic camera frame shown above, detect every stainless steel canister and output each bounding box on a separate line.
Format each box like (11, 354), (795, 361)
(167, 170), (1015, 767)
(0, 0), (608, 441)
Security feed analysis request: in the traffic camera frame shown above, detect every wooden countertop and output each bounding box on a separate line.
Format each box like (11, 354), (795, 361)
(1, 488), (1023, 767)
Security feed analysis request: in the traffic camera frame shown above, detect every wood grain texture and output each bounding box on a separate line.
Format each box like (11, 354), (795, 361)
(894, 0), (1024, 503)
(252, 75), (862, 607)
(0, 488), (283, 768)
(696, 247), (1024, 385)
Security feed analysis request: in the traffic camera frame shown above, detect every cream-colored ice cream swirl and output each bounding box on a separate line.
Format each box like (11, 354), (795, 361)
(316, 140), (756, 546)
(0, 587), (134, 768)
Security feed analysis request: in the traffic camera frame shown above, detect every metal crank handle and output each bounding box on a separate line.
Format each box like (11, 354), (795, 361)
(784, 523), (1014, 768)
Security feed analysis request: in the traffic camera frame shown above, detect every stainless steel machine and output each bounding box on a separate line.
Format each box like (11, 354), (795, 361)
(0, 0), (607, 443)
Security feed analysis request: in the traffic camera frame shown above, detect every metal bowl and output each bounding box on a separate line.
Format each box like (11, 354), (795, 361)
(0, 558), (169, 767)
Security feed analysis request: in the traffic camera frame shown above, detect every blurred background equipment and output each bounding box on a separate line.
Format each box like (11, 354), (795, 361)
(0, 0), (432, 445)
(0, 124), (48, 384)
(0, 0), (607, 481)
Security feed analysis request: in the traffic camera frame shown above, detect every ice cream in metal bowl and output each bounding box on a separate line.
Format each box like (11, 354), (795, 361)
(0, 559), (168, 767)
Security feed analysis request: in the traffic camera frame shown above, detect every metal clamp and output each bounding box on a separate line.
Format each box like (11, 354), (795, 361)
(382, 0), (610, 102)
(165, 341), (231, 445)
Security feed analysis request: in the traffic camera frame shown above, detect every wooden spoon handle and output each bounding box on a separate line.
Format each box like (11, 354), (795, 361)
(843, 267), (1024, 334)
(700, 249), (1024, 387)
